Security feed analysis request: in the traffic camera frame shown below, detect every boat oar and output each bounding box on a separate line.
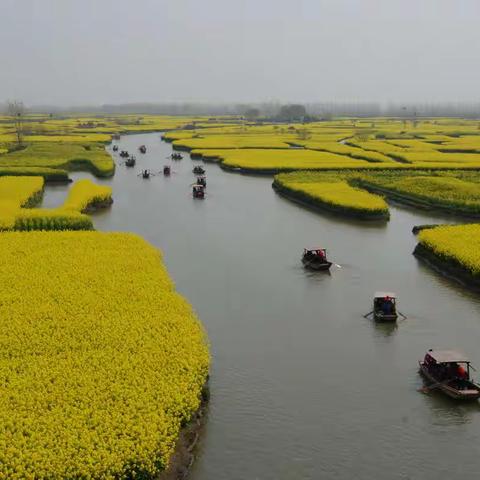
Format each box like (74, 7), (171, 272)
(333, 263), (342, 269)
(398, 311), (407, 319)
(363, 311), (374, 318)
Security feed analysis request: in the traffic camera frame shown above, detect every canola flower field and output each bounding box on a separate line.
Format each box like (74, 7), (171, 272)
(2, 114), (480, 477)
(62, 179), (113, 213)
(274, 172), (389, 219)
(0, 232), (209, 479)
(163, 118), (480, 173)
(0, 176), (112, 231)
(0, 114), (227, 179)
(356, 173), (480, 215)
(417, 225), (480, 277)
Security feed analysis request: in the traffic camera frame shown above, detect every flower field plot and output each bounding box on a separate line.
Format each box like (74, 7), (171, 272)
(0, 231), (209, 479)
(0, 175), (44, 207)
(63, 179), (113, 212)
(415, 224), (480, 288)
(194, 148), (383, 172)
(0, 142), (115, 177)
(0, 177), (112, 231)
(273, 171), (389, 219)
(356, 174), (480, 215)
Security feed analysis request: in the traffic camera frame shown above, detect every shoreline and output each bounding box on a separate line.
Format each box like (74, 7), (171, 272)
(272, 180), (389, 221)
(413, 243), (480, 291)
(159, 383), (210, 480)
(82, 198), (114, 213)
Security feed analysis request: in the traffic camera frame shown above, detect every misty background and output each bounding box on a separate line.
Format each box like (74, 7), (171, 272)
(1, 0), (480, 116)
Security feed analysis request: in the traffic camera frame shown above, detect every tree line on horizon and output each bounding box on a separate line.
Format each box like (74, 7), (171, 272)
(2, 100), (480, 119)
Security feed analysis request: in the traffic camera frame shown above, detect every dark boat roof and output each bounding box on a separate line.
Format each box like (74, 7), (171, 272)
(427, 349), (470, 363)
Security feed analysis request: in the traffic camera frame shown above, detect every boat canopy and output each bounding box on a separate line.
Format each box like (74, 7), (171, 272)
(374, 291), (396, 299)
(304, 248), (326, 252)
(427, 349), (470, 364)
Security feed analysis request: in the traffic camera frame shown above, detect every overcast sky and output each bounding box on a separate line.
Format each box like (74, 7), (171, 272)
(1, 0), (479, 106)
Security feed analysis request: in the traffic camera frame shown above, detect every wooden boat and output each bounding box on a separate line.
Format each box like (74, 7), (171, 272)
(141, 169), (151, 179)
(196, 176), (207, 187)
(171, 153), (183, 160)
(139, 145), (147, 154)
(163, 165), (171, 176)
(373, 292), (398, 322)
(302, 248), (332, 271)
(112, 145), (119, 152)
(193, 166), (205, 175)
(192, 184), (205, 199)
(419, 350), (480, 400)
(125, 156), (136, 167)
(120, 150), (129, 158)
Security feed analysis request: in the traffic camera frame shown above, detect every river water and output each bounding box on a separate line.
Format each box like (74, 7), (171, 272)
(43, 133), (480, 480)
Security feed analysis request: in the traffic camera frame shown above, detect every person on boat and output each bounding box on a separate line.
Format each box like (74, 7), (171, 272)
(382, 296), (393, 315)
(456, 364), (468, 380)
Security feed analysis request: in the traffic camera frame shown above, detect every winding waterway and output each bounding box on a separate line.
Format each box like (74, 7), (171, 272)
(43, 133), (480, 480)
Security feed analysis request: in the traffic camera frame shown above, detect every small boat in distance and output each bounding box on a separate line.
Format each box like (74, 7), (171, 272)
(120, 150), (129, 158)
(169, 153), (183, 160)
(139, 145), (147, 154)
(112, 145), (118, 152)
(163, 165), (171, 176)
(302, 248), (332, 271)
(196, 175), (207, 187)
(193, 166), (205, 175)
(373, 292), (398, 322)
(419, 349), (480, 400)
(192, 184), (205, 199)
(140, 169), (151, 178)
(125, 156), (136, 167)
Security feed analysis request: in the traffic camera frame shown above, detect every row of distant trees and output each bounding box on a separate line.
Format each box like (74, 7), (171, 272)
(3, 100), (25, 147)
(4, 99), (480, 135)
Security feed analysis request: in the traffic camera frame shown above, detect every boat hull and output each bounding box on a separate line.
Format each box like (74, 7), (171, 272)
(374, 312), (398, 322)
(419, 362), (480, 400)
(302, 258), (332, 271)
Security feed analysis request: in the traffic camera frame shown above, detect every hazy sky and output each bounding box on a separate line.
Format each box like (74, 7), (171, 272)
(1, 0), (479, 105)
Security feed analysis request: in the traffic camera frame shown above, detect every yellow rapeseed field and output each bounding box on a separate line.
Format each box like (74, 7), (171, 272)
(0, 176), (112, 231)
(0, 231), (210, 479)
(63, 179), (112, 212)
(0, 176), (44, 208)
(274, 172), (389, 218)
(360, 175), (480, 213)
(418, 225), (480, 275)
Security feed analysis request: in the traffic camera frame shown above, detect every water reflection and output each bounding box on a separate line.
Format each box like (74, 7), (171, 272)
(373, 320), (398, 338)
(421, 385), (480, 426)
(275, 195), (390, 230)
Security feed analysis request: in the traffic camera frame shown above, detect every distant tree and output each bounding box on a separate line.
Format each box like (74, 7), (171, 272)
(244, 108), (260, 121)
(278, 104), (307, 122)
(7, 100), (26, 146)
(296, 128), (311, 140)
